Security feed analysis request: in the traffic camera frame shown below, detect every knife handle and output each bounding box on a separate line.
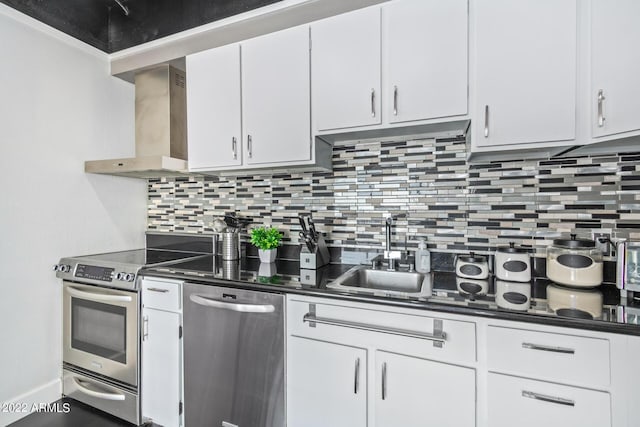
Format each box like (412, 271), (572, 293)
(298, 215), (308, 233)
(308, 217), (318, 239)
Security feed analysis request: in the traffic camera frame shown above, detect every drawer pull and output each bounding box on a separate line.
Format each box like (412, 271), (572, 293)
(146, 287), (169, 293)
(522, 342), (575, 354)
(302, 313), (446, 345)
(522, 390), (575, 407)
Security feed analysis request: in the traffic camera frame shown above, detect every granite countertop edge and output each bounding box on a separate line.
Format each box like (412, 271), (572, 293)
(139, 265), (640, 338)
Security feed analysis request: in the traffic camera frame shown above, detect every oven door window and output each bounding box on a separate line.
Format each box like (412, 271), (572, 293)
(71, 298), (127, 364)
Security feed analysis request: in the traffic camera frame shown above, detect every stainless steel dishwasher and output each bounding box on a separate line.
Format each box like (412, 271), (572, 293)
(183, 282), (285, 427)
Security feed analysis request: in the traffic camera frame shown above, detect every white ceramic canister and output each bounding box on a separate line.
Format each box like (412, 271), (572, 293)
(495, 280), (531, 311)
(455, 253), (489, 280)
(546, 284), (603, 319)
(495, 242), (531, 283)
(546, 234), (603, 288)
(456, 277), (490, 296)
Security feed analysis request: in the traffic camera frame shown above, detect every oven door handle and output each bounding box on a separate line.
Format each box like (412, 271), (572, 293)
(67, 286), (133, 303)
(190, 294), (275, 313)
(72, 377), (126, 401)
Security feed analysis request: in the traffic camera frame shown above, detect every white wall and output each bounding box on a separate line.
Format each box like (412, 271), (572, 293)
(0, 5), (147, 425)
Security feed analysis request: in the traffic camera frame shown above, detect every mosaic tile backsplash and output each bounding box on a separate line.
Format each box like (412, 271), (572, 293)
(148, 137), (640, 256)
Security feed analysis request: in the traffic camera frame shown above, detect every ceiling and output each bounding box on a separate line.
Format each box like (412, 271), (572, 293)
(0, 0), (282, 53)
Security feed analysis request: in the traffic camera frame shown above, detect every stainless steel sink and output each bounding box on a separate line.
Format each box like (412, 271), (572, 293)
(328, 266), (432, 297)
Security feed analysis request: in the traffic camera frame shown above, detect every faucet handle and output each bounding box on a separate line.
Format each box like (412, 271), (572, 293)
(384, 250), (403, 260)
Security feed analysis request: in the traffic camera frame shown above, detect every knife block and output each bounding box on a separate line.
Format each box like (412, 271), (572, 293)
(299, 235), (330, 269)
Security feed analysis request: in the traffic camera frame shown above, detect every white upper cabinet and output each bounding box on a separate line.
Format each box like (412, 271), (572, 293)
(591, 0), (640, 139)
(383, 0), (468, 124)
(186, 25), (314, 171)
(311, 6), (382, 131)
(312, 0), (469, 134)
(242, 25), (312, 165)
(473, 0), (577, 148)
(187, 44), (242, 170)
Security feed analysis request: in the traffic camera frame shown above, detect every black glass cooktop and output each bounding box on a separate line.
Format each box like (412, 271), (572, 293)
(74, 249), (203, 267)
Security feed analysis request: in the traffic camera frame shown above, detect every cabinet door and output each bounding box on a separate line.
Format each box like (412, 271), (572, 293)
(141, 308), (182, 427)
(242, 25), (311, 165)
(384, 0), (467, 123)
(186, 44), (242, 169)
(312, 6), (381, 131)
(287, 336), (367, 427)
(591, 0), (640, 138)
(375, 351), (475, 427)
(488, 373), (611, 427)
(474, 0), (577, 147)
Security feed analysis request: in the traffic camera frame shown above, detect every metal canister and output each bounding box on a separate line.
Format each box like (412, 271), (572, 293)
(222, 231), (240, 260)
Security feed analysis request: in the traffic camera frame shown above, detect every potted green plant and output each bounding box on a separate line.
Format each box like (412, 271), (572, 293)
(250, 226), (282, 263)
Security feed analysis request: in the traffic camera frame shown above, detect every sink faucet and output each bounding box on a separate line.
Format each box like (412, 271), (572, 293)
(383, 214), (405, 271)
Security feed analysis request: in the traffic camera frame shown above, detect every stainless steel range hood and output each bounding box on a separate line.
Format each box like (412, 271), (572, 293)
(85, 65), (189, 178)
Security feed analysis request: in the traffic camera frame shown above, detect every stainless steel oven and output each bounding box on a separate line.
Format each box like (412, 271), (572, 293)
(63, 281), (139, 386)
(55, 239), (213, 425)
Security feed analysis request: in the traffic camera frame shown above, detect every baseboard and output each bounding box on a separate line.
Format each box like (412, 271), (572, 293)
(0, 379), (62, 426)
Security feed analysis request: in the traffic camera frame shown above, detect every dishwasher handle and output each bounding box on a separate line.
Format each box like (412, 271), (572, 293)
(190, 294), (275, 313)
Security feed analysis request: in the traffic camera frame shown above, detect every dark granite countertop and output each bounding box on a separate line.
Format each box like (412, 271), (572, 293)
(140, 255), (640, 336)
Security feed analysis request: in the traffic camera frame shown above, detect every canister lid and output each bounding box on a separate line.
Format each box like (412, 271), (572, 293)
(458, 252), (487, 263)
(496, 242), (530, 254)
(553, 234), (595, 249)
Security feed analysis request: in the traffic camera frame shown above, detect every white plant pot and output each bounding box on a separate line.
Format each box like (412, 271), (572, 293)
(258, 249), (277, 263)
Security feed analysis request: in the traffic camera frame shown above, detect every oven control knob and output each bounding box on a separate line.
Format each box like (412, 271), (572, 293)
(124, 273), (135, 282)
(116, 272), (124, 281)
(59, 264), (71, 273)
(53, 264), (60, 272)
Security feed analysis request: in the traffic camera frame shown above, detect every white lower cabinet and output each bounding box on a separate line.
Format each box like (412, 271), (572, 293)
(285, 295), (640, 427)
(140, 278), (183, 427)
(287, 336), (367, 427)
(286, 296), (477, 427)
(487, 373), (611, 427)
(375, 351), (475, 427)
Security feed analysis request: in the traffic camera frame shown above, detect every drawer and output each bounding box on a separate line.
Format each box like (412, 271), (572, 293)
(288, 298), (476, 365)
(487, 373), (611, 427)
(141, 278), (182, 311)
(487, 326), (610, 388)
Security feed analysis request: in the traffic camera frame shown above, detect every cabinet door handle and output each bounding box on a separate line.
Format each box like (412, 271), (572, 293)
(142, 315), (149, 341)
(371, 88), (376, 117)
(484, 105), (490, 137)
(522, 342), (575, 354)
(597, 89), (606, 127)
(522, 390), (575, 407)
(393, 85), (398, 116)
(381, 362), (387, 400)
(232, 137), (237, 160)
(354, 358), (360, 394)
(146, 287), (169, 293)
(247, 135), (253, 158)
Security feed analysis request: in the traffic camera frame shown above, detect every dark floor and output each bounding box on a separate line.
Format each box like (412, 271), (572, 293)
(8, 398), (139, 427)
